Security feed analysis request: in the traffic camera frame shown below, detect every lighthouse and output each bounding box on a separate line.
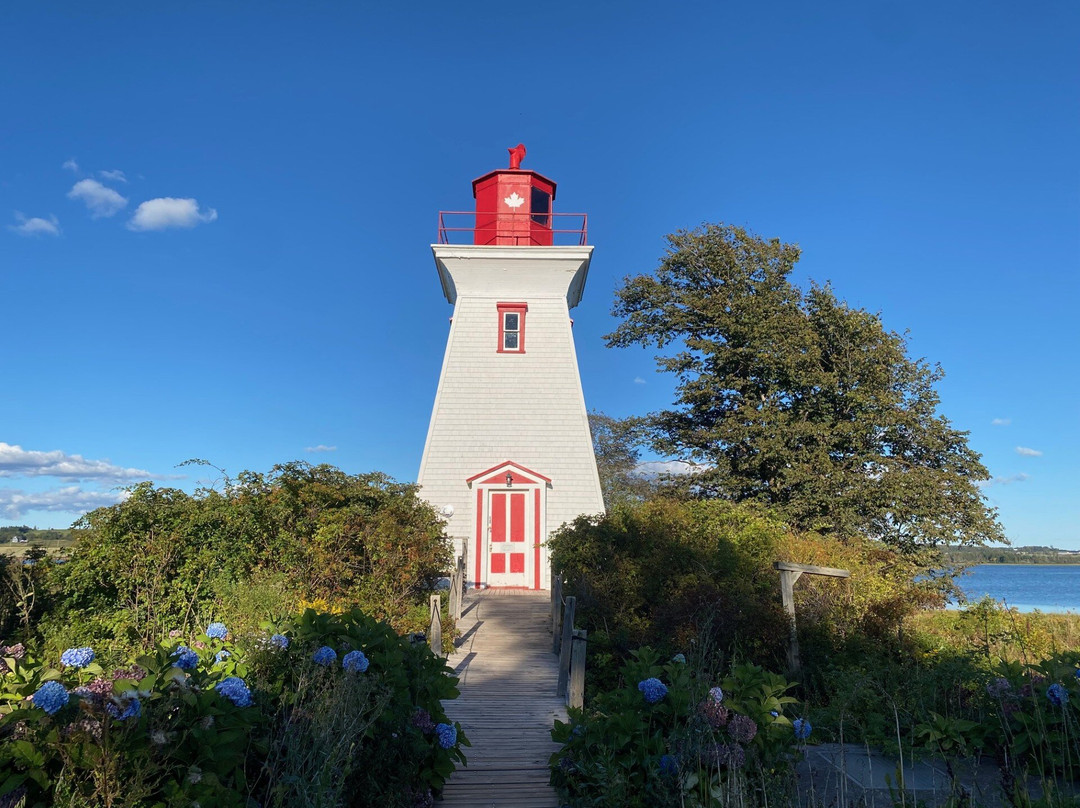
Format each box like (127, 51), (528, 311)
(417, 147), (604, 590)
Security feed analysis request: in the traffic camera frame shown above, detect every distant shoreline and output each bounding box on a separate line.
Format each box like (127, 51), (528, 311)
(959, 562), (1080, 568)
(940, 545), (1080, 565)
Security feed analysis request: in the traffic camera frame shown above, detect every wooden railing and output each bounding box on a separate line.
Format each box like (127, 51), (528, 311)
(449, 554), (465, 622)
(429, 553), (468, 657)
(551, 576), (586, 709)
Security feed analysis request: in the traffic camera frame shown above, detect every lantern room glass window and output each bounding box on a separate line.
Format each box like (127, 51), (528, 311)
(497, 303), (527, 353)
(530, 188), (550, 227)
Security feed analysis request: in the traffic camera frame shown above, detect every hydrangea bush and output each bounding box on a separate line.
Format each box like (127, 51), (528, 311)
(550, 647), (803, 808)
(976, 653), (1080, 780)
(0, 607), (467, 807)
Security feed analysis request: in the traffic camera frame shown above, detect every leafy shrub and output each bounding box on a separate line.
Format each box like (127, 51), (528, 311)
(0, 609), (467, 808)
(548, 499), (792, 680)
(39, 463), (451, 657)
(550, 647), (807, 808)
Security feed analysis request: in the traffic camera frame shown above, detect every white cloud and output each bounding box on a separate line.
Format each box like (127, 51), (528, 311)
(0, 443), (153, 482)
(977, 473), (1030, 488)
(62, 158), (79, 172)
(305, 445), (337, 453)
(9, 212), (60, 237)
(991, 418), (1011, 426)
(67, 179), (128, 218)
(98, 169), (127, 183)
(0, 486), (128, 520)
(633, 377), (646, 385)
(127, 197), (217, 231)
(1015, 446), (1043, 457)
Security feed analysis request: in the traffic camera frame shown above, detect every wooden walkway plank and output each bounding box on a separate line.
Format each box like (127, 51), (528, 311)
(440, 589), (565, 807)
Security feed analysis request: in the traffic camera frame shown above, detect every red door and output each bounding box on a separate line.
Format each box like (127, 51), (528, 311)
(489, 491), (527, 586)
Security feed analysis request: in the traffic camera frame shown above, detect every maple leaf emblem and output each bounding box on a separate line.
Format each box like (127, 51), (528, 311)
(504, 192), (525, 209)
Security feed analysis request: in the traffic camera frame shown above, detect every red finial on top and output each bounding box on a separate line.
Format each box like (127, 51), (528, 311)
(508, 143), (526, 170)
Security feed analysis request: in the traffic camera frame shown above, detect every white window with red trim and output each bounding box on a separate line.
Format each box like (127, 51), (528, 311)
(497, 302), (527, 353)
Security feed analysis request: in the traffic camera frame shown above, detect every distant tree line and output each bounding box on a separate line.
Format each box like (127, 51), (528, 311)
(0, 525), (76, 545)
(939, 544), (1080, 565)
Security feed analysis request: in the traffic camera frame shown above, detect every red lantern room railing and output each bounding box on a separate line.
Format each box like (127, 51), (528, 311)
(436, 144), (588, 246)
(436, 210), (588, 246)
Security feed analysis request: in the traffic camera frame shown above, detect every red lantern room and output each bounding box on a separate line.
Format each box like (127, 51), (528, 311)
(471, 143), (557, 246)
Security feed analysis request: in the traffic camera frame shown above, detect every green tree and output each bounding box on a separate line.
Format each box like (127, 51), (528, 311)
(606, 223), (1004, 552)
(588, 412), (658, 506)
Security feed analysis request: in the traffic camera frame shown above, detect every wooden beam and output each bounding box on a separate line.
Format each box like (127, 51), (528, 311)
(774, 561), (850, 578)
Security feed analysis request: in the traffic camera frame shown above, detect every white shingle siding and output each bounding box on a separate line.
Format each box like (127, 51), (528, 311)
(418, 245), (605, 590)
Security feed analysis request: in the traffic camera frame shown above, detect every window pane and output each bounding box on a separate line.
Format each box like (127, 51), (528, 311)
(504, 312), (519, 331)
(504, 332), (519, 350)
(531, 188), (550, 226)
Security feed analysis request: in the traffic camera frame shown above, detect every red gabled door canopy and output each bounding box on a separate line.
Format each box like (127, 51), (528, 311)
(466, 460), (552, 488)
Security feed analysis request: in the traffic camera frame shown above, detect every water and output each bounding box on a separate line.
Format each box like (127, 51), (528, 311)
(953, 564), (1080, 613)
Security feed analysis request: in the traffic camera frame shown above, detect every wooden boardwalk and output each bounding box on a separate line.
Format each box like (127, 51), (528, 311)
(440, 589), (566, 807)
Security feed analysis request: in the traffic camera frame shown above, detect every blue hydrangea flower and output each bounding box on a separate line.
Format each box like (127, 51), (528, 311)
(60, 647), (95, 669)
(172, 645), (198, 670)
(708, 686), (724, 703)
(659, 754), (678, 776)
(794, 718), (812, 740)
(435, 722), (457, 749)
(270, 633), (289, 650)
(215, 676), (254, 708)
(343, 650), (369, 673)
(638, 677), (668, 704)
(32, 681), (68, 715)
(1047, 683), (1069, 707)
(108, 697), (141, 721)
(205, 622), (228, 640)
(671, 653), (686, 664)
(215, 650), (231, 663)
(312, 646), (336, 666)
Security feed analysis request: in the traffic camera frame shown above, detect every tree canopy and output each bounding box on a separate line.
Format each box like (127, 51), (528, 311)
(588, 412), (659, 507)
(606, 223), (1004, 551)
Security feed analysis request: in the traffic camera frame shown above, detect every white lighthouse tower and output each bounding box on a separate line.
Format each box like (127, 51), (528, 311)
(417, 146), (604, 590)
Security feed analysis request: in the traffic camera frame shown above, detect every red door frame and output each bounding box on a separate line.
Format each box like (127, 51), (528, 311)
(467, 461), (550, 590)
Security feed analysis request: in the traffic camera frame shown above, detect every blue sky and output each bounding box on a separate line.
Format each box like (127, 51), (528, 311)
(2, 1), (1077, 548)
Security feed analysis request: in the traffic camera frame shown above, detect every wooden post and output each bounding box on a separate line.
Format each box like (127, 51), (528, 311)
(568, 628), (587, 709)
(449, 556), (464, 621)
(773, 561), (850, 675)
(557, 595), (576, 697)
(551, 576), (563, 654)
(778, 567), (803, 674)
(428, 594), (443, 657)
(549, 574), (557, 624)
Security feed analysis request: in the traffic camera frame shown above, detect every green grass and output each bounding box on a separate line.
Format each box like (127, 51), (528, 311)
(0, 535), (75, 557)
